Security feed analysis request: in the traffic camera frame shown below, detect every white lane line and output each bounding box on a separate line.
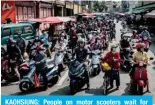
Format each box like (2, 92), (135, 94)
(56, 70), (68, 86)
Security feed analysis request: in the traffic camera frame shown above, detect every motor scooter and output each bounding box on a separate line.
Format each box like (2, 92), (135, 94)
(68, 59), (87, 94)
(53, 39), (68, 72)
(1, 56), (27, 82)
(120, 47), (133, 72)
(1, 56), (9, 81)
(131, 57), (153, 95)
(89, 50), (101, 76)
(19, 59), (59, 93)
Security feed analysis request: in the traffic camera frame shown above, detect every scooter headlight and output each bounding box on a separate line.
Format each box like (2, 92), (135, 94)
(139, 62), (143, 66)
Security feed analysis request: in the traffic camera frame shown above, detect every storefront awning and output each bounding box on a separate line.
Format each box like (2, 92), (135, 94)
(135, 4), (155, 10)
(145, 10), (155, 18)
(43, 17), (63, 24)
(57, 17), (76, 22)
(29, 17), (63, 24)
(132, 3), (155, 14)
(132, 8), (148, 14)
(83, 15), (96, 18)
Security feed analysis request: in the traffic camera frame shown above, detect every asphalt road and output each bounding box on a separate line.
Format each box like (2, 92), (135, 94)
(1, 21), (155, 102)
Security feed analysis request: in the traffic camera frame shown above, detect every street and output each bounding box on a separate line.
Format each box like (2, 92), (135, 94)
(1, 21), (155, 101)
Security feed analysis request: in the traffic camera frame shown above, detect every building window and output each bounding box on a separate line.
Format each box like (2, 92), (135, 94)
(40, 8), (44, 18)
(18, 6), (23, 21)
(28, 7), (32, 18)
(48, 8), (51, 16)
(23, 7), (28, 20)
(23, 26), (33, 34)
(3, 28), (11, 37)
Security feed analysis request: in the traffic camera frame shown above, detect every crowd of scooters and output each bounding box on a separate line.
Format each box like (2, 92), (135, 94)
(1, 16), (153, 95)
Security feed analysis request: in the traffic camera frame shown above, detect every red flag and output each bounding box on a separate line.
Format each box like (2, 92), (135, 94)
(1, 1), (16, 23)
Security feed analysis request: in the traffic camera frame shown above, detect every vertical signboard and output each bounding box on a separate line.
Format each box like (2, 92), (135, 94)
(1, 1), (16, 23)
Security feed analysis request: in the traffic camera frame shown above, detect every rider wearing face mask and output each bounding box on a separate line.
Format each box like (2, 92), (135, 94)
(72, 39), (90, 89)
(129, 43), (150, 92)
(132, 30), (140, 39)
(100, 45), (121, 90)
(120, 36), (131, 49)
(91, 37), (102, 51)
(140, 27), (150, 40)
(16, 33), (26, 55)
(34, 46), (48, 90)
(7, 39), (23, 80)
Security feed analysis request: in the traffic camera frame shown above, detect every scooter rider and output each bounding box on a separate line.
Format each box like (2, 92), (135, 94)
(129, 43), (150, 92)
(100, 45), (121, 90)
(132, 30), (140, 39)
(34, 46), (48, 90)
(72, 38), (90, 90)
(16, 33), (26, 55)
(7, 39), (23, 80)
(91, 37), (102, 51)
(140, 27), (150, 40)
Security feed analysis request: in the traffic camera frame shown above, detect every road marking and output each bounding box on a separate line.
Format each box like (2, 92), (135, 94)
(56, 70), (68, 86)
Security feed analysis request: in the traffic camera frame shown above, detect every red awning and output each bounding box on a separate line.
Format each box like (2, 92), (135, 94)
(29, 17), (63, 24)
(119, 13), (125, 16)
(43, 17), (63, 24)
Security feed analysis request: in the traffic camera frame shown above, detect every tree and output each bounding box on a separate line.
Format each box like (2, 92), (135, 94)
(93, 1), (106, 12)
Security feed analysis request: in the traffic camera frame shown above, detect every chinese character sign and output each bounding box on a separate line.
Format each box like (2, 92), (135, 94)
(1, 1), (16, 23)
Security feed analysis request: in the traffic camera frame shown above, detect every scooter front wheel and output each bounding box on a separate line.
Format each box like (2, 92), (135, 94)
(138, 85), (143, 95)
(19, 81), (32, 93)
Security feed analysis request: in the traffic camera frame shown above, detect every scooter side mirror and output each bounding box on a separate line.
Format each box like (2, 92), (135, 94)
(149, 57), (154, 60)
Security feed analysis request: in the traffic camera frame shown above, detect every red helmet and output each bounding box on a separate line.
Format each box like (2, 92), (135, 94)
(136, 43), (144, 49)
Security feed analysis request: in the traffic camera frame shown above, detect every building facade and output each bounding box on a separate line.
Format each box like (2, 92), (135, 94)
(15, 1), (36, 22)
(1, 0), (85, 23)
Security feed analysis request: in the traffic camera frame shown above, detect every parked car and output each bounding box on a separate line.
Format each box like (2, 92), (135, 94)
(1, 23), (36, 45)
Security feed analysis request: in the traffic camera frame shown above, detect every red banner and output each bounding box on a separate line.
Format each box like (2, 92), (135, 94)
(1, 1), (16, 23)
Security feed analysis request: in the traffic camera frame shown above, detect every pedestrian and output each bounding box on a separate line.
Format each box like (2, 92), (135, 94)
(100, 45), (121, 89)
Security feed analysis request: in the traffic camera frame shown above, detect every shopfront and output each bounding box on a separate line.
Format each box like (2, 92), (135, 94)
(15, 1), (36, 22)
(39, 1), (53, 18)
(65, 1), (73, 16)
(74, 3), (79, 15)
(55, 0), (65, 16)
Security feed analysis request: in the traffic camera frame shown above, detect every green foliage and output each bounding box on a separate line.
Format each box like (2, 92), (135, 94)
(93, 1), (106, 12)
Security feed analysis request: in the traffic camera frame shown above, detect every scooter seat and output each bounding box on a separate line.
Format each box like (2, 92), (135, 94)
(47, 63), (55, 69)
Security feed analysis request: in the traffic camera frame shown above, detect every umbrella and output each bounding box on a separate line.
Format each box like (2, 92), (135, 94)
(57, 17), (74, 22)
(145, 10), (155, 18)
(120, 13), (125, 16)
(29, 17), (62, 24)
(83, 15), (96, 18)
(43, 17), (63, 24)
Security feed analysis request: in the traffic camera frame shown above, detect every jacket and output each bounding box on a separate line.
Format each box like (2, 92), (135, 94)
(73, 47), (88, 62)
(34, 53), (47, 71)
(101, 51), (120, 69)
(16, 37), (26, 49)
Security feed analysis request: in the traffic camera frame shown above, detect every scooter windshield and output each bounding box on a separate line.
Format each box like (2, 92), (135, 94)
(69, 60), (84, 76)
